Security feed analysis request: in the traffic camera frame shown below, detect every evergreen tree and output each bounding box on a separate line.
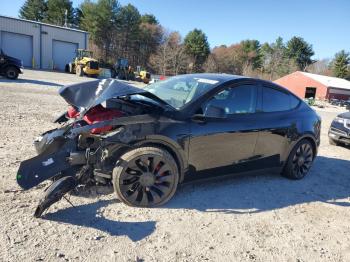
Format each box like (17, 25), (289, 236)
(140, 14), (158, 25)
(184, 29), (210, 72)
(286, 36), (314, 71)
(80, 0), (120, 61)
(240, 39), (262, 69)
(116, 4), (141, 62)
(45, 0), (74, 26)
(332, 50), (350, 78)
(19, 0), (47, 21)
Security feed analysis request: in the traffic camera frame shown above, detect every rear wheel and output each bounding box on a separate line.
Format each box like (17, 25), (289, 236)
(5, 66), (19, 79)
(68, 63), (74, 74)
(76, 65), (83, 77)
(282, 139), (314, 180)
(110, 69), (117, 78)
(87, 74), (99, 78)
(113, 147), (179, 207)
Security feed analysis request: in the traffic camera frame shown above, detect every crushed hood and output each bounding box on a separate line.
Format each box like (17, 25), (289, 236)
(58, 79), (149, 112)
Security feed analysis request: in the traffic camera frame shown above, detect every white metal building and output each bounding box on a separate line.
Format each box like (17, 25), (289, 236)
(0, 15), (88, 71)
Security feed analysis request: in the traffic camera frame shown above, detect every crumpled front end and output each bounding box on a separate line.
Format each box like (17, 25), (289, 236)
(17, 126), (80, 190)
(16, 78), (163, 217)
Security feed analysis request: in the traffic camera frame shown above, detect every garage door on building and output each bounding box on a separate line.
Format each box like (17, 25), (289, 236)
(1, 31), (33, 67)
(328, 88), (350, 100)
(52, 40), (78, 71)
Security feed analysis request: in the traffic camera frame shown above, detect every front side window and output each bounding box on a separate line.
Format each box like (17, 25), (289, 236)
(202, 85), (258, 117)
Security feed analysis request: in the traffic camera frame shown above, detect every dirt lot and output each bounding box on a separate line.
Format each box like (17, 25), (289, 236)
(1, 70), (350, 262)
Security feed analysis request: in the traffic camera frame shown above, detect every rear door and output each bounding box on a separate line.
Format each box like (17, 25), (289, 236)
(253, 84), (301, 168)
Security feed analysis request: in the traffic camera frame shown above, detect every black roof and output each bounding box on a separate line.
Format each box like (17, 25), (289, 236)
(177, 73), (249, 82)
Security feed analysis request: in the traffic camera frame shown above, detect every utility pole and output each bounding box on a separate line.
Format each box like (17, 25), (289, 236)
(64, 9), (68, 27)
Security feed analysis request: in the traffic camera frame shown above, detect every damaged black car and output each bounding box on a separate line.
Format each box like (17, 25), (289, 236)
(17, 74), (321, 217)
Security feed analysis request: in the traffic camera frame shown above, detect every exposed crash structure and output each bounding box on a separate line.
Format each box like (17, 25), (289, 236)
(17, 78), (183, 217)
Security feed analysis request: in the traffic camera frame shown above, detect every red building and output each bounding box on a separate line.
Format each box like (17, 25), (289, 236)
(274, 71), (350, 100)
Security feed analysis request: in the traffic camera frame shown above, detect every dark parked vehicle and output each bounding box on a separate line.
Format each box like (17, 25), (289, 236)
(344, 99), (350, 110)
(16, 74), (321, 217)
(0, 49), (23, 79)
(328, 111), (350, 146)
(330, 99), (339, 105)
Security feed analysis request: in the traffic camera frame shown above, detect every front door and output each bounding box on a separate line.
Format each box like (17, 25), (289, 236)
(188, 84), (260, 178)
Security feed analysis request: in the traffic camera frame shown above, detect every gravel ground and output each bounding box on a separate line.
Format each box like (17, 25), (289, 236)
(1, 70), (350, 262)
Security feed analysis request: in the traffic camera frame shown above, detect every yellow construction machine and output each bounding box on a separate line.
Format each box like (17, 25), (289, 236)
(65, 49), (101, 78)
(135, 65), (151, 84)
(111, 59), (151, 84)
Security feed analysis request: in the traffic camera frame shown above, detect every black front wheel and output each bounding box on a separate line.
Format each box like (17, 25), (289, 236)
(113, 147), (179, 207)
(5, 66), (19, 79)
(282, 139), (314, 180)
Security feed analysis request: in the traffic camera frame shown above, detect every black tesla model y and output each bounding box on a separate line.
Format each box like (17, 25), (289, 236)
(17, 74), (321, 217)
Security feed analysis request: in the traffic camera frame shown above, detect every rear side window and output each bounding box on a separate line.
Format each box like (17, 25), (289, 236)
(262, 86), (291, 112)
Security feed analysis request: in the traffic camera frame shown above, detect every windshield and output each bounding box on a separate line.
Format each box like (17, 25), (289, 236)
(144, 75), (222, 109)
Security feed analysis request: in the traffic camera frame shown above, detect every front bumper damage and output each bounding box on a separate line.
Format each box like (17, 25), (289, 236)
(17, 110), (157, 189)
(16, 79), (167, 217)
(16, 113), (158, 217)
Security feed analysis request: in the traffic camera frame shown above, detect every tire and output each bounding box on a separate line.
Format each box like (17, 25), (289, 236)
(88, 74), (98, 78)
(329, 138), (339, 146)
(113, 146), (179, 207)
(69, 63), (74, 74)
(5, 66), (19, 79)
(110, 69), (117, 78)
(282, 139), (314, 180)
(76, 65), (84, 77)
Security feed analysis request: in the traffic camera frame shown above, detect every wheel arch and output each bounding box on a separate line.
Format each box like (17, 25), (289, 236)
(287, 134), (318, 162)
(5, 64), (20, 72)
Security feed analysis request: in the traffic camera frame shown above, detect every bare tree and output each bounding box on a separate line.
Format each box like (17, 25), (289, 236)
(306, 59), (331, 75)
(149, 31), (190, 75)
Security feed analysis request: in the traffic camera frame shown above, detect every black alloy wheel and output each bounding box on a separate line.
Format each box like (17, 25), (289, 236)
(283, 140), (314, 179)
(113, 147), (179, 207)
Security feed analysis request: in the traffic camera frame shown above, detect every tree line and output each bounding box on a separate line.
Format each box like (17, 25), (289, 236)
(19, 0), (350, 80)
